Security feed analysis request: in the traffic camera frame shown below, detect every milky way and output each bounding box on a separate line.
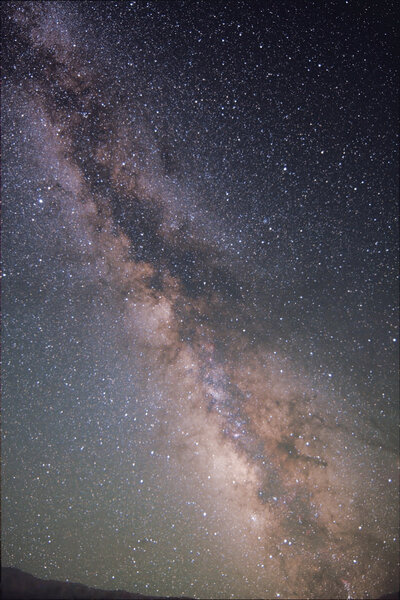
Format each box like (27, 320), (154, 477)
(2, 2), (399, 599)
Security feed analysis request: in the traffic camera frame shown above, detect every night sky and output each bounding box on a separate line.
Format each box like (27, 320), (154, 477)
(2, 1), (399, 599)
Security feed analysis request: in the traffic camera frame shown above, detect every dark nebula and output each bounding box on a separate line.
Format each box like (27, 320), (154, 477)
(2, 1), (399, 599)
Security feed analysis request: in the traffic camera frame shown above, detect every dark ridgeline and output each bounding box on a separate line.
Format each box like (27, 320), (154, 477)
(1, 567), (194, 600)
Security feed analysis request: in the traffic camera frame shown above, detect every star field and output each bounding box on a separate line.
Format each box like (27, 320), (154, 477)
(2, 1), (399, 599)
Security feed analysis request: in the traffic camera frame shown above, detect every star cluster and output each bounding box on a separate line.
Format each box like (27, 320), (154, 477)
(2, 1), (399, 599)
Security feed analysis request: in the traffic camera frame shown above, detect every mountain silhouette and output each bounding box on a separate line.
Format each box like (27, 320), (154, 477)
(1, 567), (194, 600)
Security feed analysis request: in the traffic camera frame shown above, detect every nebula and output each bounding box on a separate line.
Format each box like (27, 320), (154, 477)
(2, 2), (398, 599)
